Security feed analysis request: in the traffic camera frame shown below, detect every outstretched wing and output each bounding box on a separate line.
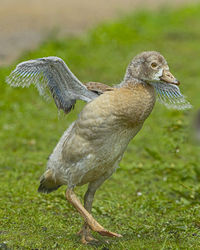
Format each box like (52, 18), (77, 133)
(6, 56), (98, 113)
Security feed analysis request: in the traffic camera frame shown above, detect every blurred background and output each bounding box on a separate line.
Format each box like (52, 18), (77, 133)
(0, 0), (199, 66)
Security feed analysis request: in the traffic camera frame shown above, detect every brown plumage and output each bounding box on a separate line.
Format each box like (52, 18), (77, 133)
(7, 51), (189, 244)
(84, 81), (114, 95)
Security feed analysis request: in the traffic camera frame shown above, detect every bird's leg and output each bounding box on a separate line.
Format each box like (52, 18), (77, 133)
(66, 186), (122, 244)
(66, 189), (121, 236)
(77, 181), (102, 243)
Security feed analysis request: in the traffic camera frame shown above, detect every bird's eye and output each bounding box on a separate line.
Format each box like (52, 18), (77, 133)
(151, 62), (158, 68)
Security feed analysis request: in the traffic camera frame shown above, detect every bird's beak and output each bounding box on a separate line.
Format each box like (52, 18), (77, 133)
(159, 69), (180, 85)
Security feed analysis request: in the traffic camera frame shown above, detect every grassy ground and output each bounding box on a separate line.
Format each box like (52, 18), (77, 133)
(1, 4), (200, 249)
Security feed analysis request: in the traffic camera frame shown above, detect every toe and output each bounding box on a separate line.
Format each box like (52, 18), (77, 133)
(86, 235), (99, 242)
(81, 236), (88, 244)
(98, 230), (122, 238)
(81, 234), (99, 244)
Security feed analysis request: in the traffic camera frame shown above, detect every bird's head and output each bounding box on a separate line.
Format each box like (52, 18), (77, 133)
(125, 51), (179, 86)
(124, 51), (191, 110)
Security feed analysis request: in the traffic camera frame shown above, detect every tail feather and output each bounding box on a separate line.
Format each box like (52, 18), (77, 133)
(38, 169), (61, 194)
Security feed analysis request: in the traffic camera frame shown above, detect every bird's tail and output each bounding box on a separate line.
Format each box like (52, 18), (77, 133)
(38, 169), (61, 194)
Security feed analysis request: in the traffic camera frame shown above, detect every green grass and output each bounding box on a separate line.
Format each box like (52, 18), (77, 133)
(1, 4), (200, 249)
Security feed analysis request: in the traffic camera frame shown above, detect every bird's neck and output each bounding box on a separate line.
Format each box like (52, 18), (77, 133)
(118, 77), (146, 88)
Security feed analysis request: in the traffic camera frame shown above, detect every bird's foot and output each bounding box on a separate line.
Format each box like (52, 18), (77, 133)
(77, 224), (98, 244)
(78, 221), (122, 240)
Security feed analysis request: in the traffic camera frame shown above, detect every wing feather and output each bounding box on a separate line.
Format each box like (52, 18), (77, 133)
(6, 56), (98, 113)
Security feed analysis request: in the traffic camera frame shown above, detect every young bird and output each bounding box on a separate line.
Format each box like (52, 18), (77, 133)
(6, 51), (191, 244)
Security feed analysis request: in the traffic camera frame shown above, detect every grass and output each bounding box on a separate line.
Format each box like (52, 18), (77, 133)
(1, 4), (200, 249)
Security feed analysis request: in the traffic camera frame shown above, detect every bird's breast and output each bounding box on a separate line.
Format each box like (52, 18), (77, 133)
(112, 83), (156, 126)
(74, 83), (155, 164)
(78, 83), (155, 136)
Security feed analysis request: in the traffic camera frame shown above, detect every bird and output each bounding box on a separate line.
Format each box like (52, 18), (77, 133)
(6, 51), (191, 244)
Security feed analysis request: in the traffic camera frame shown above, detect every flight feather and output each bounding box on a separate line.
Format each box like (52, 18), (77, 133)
(6, 56), (98, 113)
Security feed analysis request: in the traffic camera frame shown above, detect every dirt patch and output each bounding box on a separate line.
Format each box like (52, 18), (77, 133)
(0, 0), (198, 66)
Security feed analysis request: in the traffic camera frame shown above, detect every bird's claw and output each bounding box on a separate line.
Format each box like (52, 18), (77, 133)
(81, 234), (99, 244)
(77, 225), (99, 244)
